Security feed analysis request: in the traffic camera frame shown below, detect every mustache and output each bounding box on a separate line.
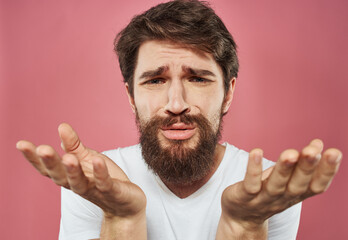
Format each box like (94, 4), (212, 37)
(138, 111), (220, 185)
(151, 114), (205, 128)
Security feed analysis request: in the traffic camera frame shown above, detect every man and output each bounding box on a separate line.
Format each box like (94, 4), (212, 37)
(16, 0), (342, 239)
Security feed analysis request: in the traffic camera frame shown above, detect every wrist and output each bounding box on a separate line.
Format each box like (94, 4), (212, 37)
(216, 212), (268, 240)
(101, 210), (147, 240)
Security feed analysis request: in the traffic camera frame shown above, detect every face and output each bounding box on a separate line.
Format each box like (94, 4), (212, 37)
(127, 40), (235, 184)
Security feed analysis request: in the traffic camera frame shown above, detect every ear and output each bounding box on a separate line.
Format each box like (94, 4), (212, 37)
(125, 83), (136, 113)
(222, 78), (236, 114)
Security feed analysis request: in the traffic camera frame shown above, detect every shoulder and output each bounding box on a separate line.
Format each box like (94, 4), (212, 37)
(223, 143), (275, 170)
(102, 144), (152, 183)
(103, 144), (141, 160)
(102, 144), (142, 170)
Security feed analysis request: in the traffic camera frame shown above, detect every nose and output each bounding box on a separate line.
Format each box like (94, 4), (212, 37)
(164, 80), (190, 116)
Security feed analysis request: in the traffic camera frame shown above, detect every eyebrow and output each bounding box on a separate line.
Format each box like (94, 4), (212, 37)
(139, 66), (169, 79)
(182, 65), (216, 77)
(138, 65), (216, 79)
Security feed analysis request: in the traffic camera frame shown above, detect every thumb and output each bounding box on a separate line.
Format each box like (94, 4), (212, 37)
(58, 123), (88, 160)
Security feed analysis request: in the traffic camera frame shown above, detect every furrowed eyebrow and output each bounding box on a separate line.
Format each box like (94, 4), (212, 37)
(182, 66), (216, 77)
(139, 66), (169, 79)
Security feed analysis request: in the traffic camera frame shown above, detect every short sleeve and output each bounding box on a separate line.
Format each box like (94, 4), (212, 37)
(59, 187), (103, 240)
(268, 202), (302, 240)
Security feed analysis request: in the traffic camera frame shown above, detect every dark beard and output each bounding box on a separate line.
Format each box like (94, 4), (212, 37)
(137, 113), (222, 185)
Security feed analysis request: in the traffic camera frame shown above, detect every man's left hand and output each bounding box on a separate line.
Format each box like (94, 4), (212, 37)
(216, 139), (342, 239)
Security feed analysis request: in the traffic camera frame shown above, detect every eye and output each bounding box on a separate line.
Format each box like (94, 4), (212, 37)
(189, 76), (211, 83)
(144, 78), (166, 85)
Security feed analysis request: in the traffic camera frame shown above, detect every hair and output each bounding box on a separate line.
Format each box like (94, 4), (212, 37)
(114, 0), (239, 98)
(138, 112), (220, 185)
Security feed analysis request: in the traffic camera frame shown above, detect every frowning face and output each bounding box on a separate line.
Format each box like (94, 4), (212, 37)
(127, 40), (235, 184)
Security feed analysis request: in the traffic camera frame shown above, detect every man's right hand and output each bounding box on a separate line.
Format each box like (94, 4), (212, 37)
(16, 123), (147, 240)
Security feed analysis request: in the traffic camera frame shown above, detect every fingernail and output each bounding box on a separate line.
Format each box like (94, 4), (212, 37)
(328, 154), (341, 164)
(254, 154), (262, 164)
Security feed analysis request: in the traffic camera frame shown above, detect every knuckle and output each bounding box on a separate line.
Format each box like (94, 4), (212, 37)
(310, 185), (326, 194)
(243, 181), (260, 195)
(266, 185), (285, 197)
(223, 186), (241, 204)
(310, 181), (331, 194)
(248, 170), (260, 178)
(41, 157), (58, 169)
(67, 138), (81, 153)
(97, 181), (113, 193)
(245, 186), (260, 195)
(322, 170), (336, 178)
(299, 167), (315, 176)
(277, 168), (292, 178)
(286, 185), (307, 197)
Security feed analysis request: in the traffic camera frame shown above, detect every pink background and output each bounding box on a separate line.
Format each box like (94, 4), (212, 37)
(1, 0), (347, 239)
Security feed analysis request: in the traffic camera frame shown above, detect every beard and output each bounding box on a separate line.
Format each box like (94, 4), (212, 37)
(137, 112), (223, 186)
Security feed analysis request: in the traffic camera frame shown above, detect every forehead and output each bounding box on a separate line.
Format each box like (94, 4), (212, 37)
(134, 40), (222, 78)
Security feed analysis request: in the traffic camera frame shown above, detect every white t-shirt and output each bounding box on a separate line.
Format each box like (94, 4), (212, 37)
(59, 143), (301, 240)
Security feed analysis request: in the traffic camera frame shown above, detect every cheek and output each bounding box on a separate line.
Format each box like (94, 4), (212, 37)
(210, 110), (223, 133)
(191, 95), (224, 131)
(134, 92), (167, 118)
(188, 90), (224, 115)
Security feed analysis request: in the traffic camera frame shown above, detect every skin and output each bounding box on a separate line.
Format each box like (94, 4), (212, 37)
(129, 40), (235, 197)
(16, 124), (147, 240)
(216, 142), (342, 239)
(16, 40), (342, 239)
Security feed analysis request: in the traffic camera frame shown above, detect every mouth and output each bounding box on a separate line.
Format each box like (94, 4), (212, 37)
(160, 123), (196, 140)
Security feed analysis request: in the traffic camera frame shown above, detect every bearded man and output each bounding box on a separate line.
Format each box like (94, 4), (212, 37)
(16, 0), (342, 240)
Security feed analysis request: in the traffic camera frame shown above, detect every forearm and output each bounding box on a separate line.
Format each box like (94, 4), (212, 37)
(100, 213), (147, 240)
(216, 213), (267, 240)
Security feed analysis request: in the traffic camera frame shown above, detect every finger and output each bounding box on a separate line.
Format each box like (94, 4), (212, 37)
(243, 148), (263, 195)
(58, 123), (89, 160)
(36, 145), (69, 187)
(62, 154), (89, 194)
(16, 140), (48, 176)
(261, 166), (274, 181)
(93, 157), (120, 194)
(309, 148), (342, 195)
(309, 139), (324, 153)
(265, 149), (299, 197)
(286, 145), (321, 197)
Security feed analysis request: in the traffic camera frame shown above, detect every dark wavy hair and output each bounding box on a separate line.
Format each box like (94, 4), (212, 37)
(114, 0), (239, 97)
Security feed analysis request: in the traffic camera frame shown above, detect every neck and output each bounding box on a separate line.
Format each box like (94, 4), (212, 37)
(162, 143), (226, 199)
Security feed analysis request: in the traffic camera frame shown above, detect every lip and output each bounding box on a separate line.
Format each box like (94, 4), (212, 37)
(160, 123), (196, 140)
